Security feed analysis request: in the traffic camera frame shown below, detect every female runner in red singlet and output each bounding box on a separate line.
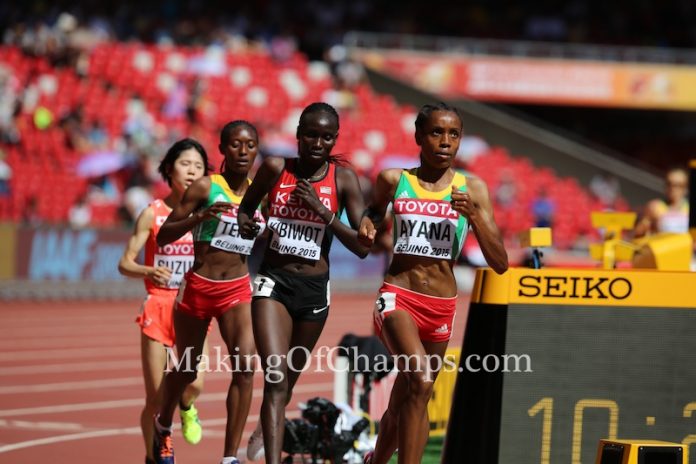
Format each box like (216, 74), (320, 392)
(238, 102), (369, 463)
(118, 138), (210, 464)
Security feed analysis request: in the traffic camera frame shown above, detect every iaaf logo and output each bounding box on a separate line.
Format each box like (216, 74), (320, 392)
(393, 199), (458, 219)
(518, 275), (633, 300)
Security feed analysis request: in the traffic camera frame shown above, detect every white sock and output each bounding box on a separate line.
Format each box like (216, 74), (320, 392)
(154, 415), (173, 434)
(220, 457), (237, 464)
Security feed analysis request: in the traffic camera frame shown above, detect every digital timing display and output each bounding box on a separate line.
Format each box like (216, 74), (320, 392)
(500, 304), (696, 463)
(444, 268), (696, 464)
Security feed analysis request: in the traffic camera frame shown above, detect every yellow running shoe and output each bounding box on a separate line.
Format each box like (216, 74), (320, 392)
(180, 404), (202, 445)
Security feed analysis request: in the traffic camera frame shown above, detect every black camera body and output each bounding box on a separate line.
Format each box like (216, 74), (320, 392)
(282, 397), (370, 463)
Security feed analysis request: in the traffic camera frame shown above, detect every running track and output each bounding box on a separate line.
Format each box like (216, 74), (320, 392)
(0, 293), (470, 463)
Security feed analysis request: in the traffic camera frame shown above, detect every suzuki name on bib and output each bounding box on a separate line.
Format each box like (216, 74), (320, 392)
(268, 216), (324, 260)
(211, 213), (264, 255)
(154, 254), (194, 288)
(394, 214), (456, 259)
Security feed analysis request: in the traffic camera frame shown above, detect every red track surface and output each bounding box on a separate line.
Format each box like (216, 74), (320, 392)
(0, 293), (469, 463)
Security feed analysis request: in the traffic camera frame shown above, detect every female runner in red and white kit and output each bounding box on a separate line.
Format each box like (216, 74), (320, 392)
(118, 138), (210, 464)
(238, 102), (370, 463)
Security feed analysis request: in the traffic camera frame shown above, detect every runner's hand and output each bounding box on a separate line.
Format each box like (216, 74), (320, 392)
(148, 266), (172, 286)
(450, 186), (475, 220)
(197, 202), (233, 222)
(293, 179), (332, 222)
(358, 215), (377, 247)
(239, 216), (261, 239)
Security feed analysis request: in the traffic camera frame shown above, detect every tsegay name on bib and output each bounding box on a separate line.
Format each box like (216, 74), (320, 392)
(210, 207), (266, 255)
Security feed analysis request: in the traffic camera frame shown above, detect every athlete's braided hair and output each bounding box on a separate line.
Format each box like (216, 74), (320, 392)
(414, 102), (463, 134)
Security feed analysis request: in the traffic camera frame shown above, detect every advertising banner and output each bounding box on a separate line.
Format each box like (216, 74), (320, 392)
(13, 227), (131, 281)
(4, 225), (386, 284)
(355, 50), (696, 110)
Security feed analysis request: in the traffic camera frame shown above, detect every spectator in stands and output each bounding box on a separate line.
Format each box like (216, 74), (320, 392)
(86, 120), (108, 149)
(124, 95), (156, 150)
(118, 138), (210, 464)
(258, 121), (296, 158)
(590, 172), (621, 210)
(120, 155), (156, 226)
(322, 45), (363, 114)
(0, 65), (21, 145)
(268, 28), (298, 63)
(21, 195), (42, 227)
(59, 104), (91, 153)
(358, 102), (507, 464)
(238, 102), (369, 464)
(87, 174), (121, 204)
(495, 168), (516, 210)
(0, 149), (11, 197)
(531, 187), (555, 228)
(68, 193), (91, 228)
(455, 135), (489, 165)
(122, 184), (154, 226)
(162, 80), (189, 121)
(634, 167), (689, 237)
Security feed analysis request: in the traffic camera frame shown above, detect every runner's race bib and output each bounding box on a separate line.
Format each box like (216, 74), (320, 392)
(393, 199), (459, 260)
(267, 216), (324, 261)
(210, 210), (266, 255)
(154, 242), (195, 288)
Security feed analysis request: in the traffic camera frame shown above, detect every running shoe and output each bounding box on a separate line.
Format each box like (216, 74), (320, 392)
(219, 458), (240, 464)
(180, 404), (202, 445)
(153, 428), (175, 464)
(246, 422), (264, 461)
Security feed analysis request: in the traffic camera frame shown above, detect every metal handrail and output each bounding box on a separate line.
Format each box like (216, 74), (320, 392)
(344, 31), (696, 64)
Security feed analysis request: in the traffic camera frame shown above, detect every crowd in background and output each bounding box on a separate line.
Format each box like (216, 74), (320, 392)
(3, 0), (696, 59)
(1, 1), (689, 247)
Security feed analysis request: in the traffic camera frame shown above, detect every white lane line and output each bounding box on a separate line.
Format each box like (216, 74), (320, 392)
(0, 336), (135, 350)
(0, 409), (303, 453)
(0, 426), (143, 453)
(0, 324), (129, 338)
(0, 419), (86, 432)
(0, 371), (234, 394)
(0, 346), (137, 362)
(0, 382), (333, 417)
(0, 360), (140, 377)
(0, 367), (331, 393)
(0, 411), (302, 453)
(0, 399), (144, 417)
(0, 377), (144, 394)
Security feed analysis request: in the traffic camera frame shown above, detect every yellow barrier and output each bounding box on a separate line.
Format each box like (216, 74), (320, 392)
(0, 223), (16, 279)
(596, 439), (687, 464)
(427, 347), (461, 437)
